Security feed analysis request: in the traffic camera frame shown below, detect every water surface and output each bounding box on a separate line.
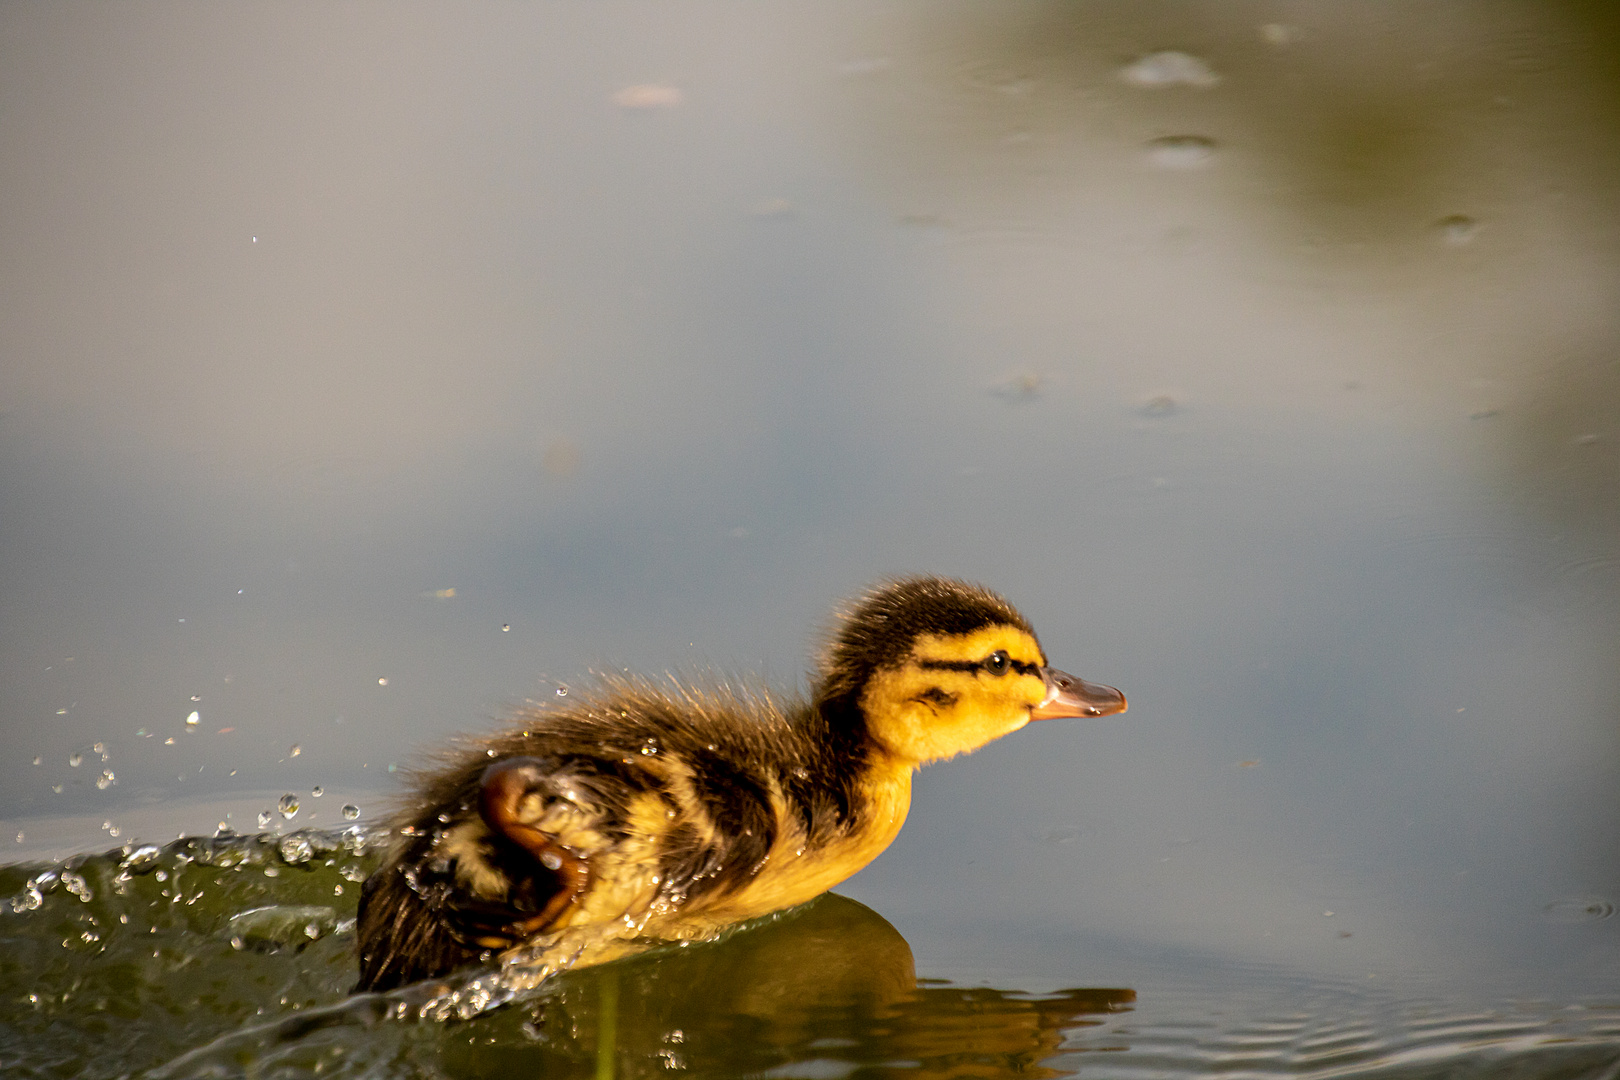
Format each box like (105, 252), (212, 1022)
(2, 2), (1618, 1077)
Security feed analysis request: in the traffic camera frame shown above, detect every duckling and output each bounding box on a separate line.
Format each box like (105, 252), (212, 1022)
(356, 576), (1126, 993)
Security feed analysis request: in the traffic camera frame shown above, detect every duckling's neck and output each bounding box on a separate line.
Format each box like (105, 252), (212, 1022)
(812, 691), (918, 846)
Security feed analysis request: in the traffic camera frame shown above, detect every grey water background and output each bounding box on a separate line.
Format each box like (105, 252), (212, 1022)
(2, 1), (1619, 1074)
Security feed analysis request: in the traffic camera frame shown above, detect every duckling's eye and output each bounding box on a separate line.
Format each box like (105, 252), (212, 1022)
(984, 650), (1011, 675)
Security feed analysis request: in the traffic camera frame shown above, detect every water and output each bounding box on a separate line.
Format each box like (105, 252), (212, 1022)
(2, 1), (1618, 1077)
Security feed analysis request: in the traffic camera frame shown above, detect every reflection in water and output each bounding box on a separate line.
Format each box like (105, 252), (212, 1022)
(442, 893), (1134, 1080)
(0, 830), (1133, 1080)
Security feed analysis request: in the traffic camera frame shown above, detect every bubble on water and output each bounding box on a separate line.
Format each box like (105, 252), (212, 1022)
(96, 769), (116, 790)
(342, 804), (361, 821)
(1147, 135), (1216, 169)
(186, 711), (200, 727)
(555, 685), (569, 698)
(311, 785), (323, 797)
(278, 793), (300, 820)
(68, 752), (83, 767)
(1120, 51), (1220, 89)
(10, 884), (44, 912)
(288, 744), (301, 758)
(107, 825), (119, 838)
(377, 677), (388, 686)
(279, 833), (314, 864)
(122, 845), (162, 873)
(258, 810), (273, 829)
(1436, 214), (1480, 245)
(60, 871), (92, 902)
(502, 624), (511, 632)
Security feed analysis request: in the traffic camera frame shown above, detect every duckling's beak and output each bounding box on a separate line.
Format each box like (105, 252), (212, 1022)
(1032, 667), (1127, 720)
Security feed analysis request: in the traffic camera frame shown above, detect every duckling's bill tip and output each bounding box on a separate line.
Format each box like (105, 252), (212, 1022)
(1032, 667), (1127, 720)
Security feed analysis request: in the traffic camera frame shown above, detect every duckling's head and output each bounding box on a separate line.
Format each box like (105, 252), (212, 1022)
(817, 576), (1126, 766)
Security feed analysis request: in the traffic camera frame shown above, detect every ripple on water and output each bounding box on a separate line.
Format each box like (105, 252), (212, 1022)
(1074, 991), (1620, 1080)
(1543, 897), (1615, 923)
(3, 838), (1618, 1080)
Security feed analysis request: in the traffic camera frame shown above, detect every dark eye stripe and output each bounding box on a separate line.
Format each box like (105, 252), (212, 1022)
(917, 658), (1041, 676)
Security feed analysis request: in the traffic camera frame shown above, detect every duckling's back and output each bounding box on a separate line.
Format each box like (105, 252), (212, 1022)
(356, 677), (879, 992)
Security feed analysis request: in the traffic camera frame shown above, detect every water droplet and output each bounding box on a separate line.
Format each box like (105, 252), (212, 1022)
(32, 756), (41, 766)
(502, 624), (510, 632)
(1147, 135), (1216, 169)
(1119, 51), (1220, 89)
(540, 852), (562, 870)
(68, 752), (83, 767)
(640, 738), (661, 756)
(311, 785), (323, 797)
(96, 769), (116, 790)
(92, 742), (106, 757)
(258, 810), (272, 829)
(278, 793), (300, 820)
(377, 677), (388, 686)
(288, 744), (301, 758)
(555, 685), (569, 697)
(108, 825), (119, 838)
(1436, 214), (1480, 245)
(214, 822), (235, 839)
(342, 804), (361, 821)
(185, 711), (201, 728)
